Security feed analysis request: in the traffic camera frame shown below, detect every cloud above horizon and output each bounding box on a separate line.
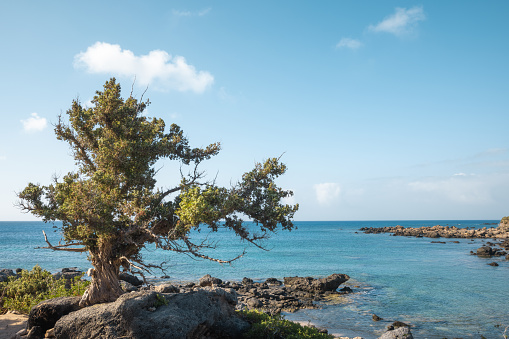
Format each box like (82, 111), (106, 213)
(336, 38), (363, 50)
(369, 6), (425, 36)
(172, 8), (211, 17)
(20, 113), (47, 133)
(74, 42), (214, 93)
(314, 183), (341, 205)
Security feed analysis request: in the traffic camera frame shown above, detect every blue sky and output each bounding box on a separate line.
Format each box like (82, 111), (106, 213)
(1, 1), (508, 221)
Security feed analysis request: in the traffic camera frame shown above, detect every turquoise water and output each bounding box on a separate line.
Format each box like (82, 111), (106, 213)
(1, 220), (507, 338)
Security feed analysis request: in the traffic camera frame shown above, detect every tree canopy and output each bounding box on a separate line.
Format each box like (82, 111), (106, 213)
(18, 78), (298, 306)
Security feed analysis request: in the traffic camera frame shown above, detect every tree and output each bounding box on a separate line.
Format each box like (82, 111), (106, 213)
(18, 78), (298, 307)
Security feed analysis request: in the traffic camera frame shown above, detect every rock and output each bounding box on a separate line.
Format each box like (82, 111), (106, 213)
(27, 296), (82, 334)
(488, 262), (499, 266)
(265, 277), (282, 285)
(0, 268), (16, 282)
(54, 289), (249, 339)
(52, 268), (82, 281)
(45, 328), (55, 338)
(119, 272), (143, 286)
(154, 283), (180, 294)
(339, 286), (353, 293)
(246, 297), (263, 308)
(372, 314), (383, 321)
(26, 325), (45, 339)
(391, 321), (410, 329)
(378, 326), (413, 339)
(119, 280), (138, 292)
(242, 277), (253, 285)
(476, 246), (494, 256)
(199, 274), (223, 287)
(283, 273), (349, 293)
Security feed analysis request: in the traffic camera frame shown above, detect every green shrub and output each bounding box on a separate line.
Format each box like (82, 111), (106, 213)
(0, 265), (90, 314)
(239, 309), (333, 339)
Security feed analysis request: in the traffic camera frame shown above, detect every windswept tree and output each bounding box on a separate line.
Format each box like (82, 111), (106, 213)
(18, 78), (298, 306)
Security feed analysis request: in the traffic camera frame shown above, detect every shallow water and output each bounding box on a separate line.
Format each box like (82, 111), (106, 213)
(1, 220), (507, 338)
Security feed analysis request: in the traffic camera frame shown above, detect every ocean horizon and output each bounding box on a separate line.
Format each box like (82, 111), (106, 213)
(1, 220), (508, 338)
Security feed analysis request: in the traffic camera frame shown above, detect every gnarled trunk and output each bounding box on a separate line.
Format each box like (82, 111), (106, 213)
(79, 248), (124, 307)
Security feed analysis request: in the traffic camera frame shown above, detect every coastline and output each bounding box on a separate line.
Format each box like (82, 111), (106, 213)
(1, 220), (508, 338)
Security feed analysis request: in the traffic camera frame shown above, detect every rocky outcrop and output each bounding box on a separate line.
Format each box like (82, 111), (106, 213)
(0, 268), (16, 282)
(283, 274), (350, 293)
(378, 321), (413, 339)
(473, 246), (507, 257)
(53, 289), (249, 339)
(22, 273), (351, 338)
(361, 224), (509, 239)
(119, 272), (143, 286)
(378, 326), (413, 339)
(52, 268), (82, 281)
(27, 296), (81, 334)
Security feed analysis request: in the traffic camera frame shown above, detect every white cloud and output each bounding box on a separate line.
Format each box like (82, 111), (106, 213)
(21, 113), (47, 132)
(408, 174), (492, 204)
(172, 8), (211, 17)
(74, 42), (214, 93)
(336, 38), (363, 50)
(314, 183), (341, 205)
(369, 6), (425, 36)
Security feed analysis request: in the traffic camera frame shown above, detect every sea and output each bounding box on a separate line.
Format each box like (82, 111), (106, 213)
(1, 220), (508, 338)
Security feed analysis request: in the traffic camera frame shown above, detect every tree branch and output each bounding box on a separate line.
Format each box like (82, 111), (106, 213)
(38, 230), (88, 252)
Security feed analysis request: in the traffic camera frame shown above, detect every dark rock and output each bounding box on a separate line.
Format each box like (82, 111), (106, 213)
(120, 280), (138, 292)
(26, 325), (45, 339)
(265, 278), (282, 285)
(199, 274), (223, 287)
(160, 275), (171, 279)
(0, 268), (16, 282)
(391, 321), (410, 329)
(476, 246), (494, 256)
(283, 273), (349, 293)
(488, 262), (499, 266)
(16, 268), (23, 274)
(242, 277), (253, 285)
(119, 272), (143, 286)
(339, 286), (353, 293)
(53, 268), (82, 281)
(28, 296), (81, 333)
(372, 314), (383, 321)
(54, 289), (249, 339)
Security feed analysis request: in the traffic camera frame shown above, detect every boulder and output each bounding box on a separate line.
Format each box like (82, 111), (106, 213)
(154, 283), (180, 294)
(476, 246), (494, 256)
(199, 274), (222, 287)
(54, 289), (249, 339)
(283, 273), (349, 293)
(0, 268), (16, 282)
(119, 272), (143, 286)
(378, 326), (413, 339)
(27, 296), (81, 333)
(52, 268), (82, 281)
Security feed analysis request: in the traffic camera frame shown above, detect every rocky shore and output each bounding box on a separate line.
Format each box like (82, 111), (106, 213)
(2, 268), (416, 339)
(360, 220), (509, 239)
(360, 219), (509, 263)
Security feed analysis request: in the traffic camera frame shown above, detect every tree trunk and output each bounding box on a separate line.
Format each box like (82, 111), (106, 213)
(79, 250), (124, 307)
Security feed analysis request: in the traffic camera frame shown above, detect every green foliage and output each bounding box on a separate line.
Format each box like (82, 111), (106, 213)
(153, 293), (168, 308)
(17, 78), (298, 301)
(0, 266), (90, 314)
(239, 310), (333, 339)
